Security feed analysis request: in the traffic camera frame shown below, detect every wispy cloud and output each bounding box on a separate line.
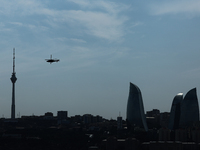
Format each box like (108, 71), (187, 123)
(0, 23), (12, 32)
(0, 0), (129, 41)
(149, 0), (200, 16)
(9, 22), (48, 32)
(0, 0), (43, 15)
(67, 0), (129, 14)
(70, 38), (86, 43)
(9, 22), (23, 26)
(60, 10), (128, 41)
(65, 0), (129, 40)
(130, 21), (143, 28)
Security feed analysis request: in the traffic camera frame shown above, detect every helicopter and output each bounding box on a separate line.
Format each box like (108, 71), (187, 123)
(45, 55), (60, 64)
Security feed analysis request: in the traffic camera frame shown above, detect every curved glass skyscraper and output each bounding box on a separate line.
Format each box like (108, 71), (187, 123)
(126, 82), (148, 131)
(179, 88), (199, 127)
(168, 88), (199, 129)
(168, 93), (183, 130)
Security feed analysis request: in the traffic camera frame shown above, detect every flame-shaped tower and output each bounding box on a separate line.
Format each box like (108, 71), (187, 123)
(10, 48), (17, 119)
(126, 82), (148, 131)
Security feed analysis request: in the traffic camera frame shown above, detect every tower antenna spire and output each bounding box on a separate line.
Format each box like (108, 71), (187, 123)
(13, 48), (15, 73)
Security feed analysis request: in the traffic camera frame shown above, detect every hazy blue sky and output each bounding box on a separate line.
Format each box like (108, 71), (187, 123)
(0, 0), (200, 119)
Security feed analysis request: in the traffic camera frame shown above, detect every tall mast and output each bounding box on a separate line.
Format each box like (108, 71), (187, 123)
(10, 48), (17, 119)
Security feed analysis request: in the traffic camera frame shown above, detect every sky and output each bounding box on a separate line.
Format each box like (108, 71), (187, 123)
(0, 0), (200, 119)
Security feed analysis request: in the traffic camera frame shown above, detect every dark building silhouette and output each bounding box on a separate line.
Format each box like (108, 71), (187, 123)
(57, 111), (68, 120)
(146, 109), (160, 129)
(117, 116), (122, 130)
(160, 112), (170, 128)
(10, 48), (17, 119)
(44, 112), (54, 120)
(126, 82), (148, 131)
(168, 93), (183, 130)
(146, 109), (160, 117)
(179, 88), (199, 127)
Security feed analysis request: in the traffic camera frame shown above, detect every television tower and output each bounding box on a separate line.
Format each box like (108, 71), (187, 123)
(10, 48), (17, 119)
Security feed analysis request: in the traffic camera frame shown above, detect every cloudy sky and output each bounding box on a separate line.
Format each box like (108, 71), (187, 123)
(0, 0), (200, 119)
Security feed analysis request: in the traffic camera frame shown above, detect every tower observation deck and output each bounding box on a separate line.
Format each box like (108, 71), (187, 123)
(10, 48), (17, 119)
